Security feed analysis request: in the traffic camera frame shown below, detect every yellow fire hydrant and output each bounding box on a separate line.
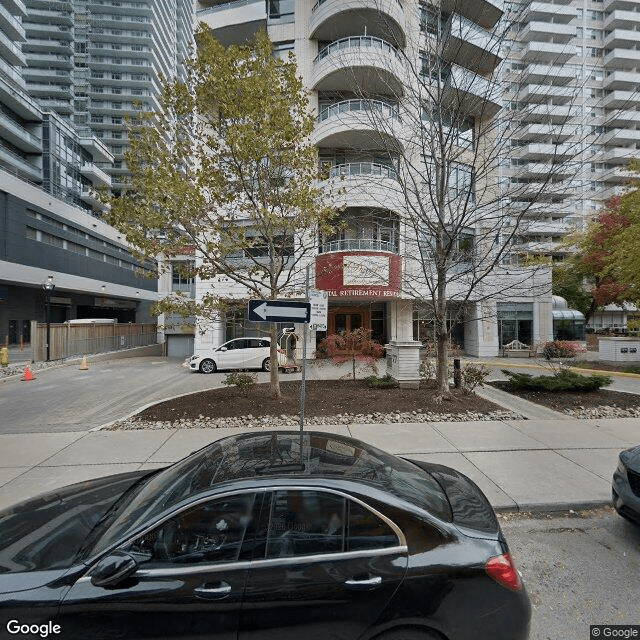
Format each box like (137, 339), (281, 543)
(0, 346), (8, 367)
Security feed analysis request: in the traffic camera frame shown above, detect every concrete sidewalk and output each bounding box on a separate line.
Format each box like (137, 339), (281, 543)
(0, 415), (637, 514)
(1, 354), (638, 515)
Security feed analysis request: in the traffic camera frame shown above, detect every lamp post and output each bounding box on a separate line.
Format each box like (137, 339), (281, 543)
(42, 275), (55, 362)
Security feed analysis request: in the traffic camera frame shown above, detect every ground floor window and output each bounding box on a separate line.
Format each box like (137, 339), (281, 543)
(497, 303), (533, 346)
(413, 303), (465, 350)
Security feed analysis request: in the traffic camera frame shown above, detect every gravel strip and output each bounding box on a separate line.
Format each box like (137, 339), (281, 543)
(107, 409), (524, 430)
(562, 406), (640, 419)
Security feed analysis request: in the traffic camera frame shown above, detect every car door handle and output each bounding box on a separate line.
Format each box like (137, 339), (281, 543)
(194, 582), (232, 600)
(344, 576), (382, 590)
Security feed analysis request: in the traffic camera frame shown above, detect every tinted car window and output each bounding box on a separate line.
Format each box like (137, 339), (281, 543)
(248, 339), (268, 348)
(123, 494), (255, 566)
(265, 490), (346, 558)
(347, 500), (399, 551)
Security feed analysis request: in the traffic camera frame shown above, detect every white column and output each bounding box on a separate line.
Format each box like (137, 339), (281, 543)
(386, 299), (421, 388)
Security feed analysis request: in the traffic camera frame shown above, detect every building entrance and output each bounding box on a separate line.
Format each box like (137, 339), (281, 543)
(329, 308), (368, 334)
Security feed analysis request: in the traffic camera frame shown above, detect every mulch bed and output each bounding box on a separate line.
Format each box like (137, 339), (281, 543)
(490, 381), (640, 413)
(135, 379), (502, 422)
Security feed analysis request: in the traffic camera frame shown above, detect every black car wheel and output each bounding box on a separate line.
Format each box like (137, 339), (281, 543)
(199, 358), (217, 374)
(262, 357), (271, 372)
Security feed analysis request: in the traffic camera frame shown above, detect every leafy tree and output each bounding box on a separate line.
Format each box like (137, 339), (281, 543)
(556, 177), (640, 323)
(107, 28), (338, 398)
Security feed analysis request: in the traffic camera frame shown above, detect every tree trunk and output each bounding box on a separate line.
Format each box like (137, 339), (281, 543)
(269, 321), (281, 399)
(435, 325), (449, 395)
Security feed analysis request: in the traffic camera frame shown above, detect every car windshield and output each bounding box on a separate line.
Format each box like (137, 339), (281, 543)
(90, 432), (451, 556)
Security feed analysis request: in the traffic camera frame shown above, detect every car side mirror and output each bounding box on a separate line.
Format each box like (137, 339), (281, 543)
(219, 347), (227, 352)
(90, 551), (138, 588)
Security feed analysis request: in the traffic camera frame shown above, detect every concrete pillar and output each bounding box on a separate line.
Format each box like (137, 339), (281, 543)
(466, 301), (499, 357)
(386, 299), (421, 388)
(534, 298), (553, 347)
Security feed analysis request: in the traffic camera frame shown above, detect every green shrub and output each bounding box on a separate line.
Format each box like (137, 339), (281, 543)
(222, 371), (257, 396)
(365, 374), (399, 389)
(501, 369), (612, 392)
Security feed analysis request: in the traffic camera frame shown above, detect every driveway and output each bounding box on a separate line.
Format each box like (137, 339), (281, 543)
(0, 356), (372, 434)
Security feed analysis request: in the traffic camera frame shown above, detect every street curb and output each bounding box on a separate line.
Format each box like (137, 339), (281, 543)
(92, 384), (227, 432)
(494, 499), (611, 515)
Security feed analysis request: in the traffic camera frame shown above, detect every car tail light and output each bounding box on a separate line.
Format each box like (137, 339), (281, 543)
(485, 553), (522, 591)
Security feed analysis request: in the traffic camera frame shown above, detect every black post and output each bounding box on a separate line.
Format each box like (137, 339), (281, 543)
(453, 358), (461, 389)
(45, 291), (51, 362)
(43, 275), (55, 362)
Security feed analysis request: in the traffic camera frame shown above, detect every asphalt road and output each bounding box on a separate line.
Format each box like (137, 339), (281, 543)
(501, 507), (640, 640)
(1, 355), (639, 434)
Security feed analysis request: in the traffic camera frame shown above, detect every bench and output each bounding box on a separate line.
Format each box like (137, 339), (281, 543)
(502, 339), (536, 358)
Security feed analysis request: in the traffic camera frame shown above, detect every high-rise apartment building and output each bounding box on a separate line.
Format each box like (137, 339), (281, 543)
(22, 0), (195, 191)
(0, 0), (158, 347)
(194, 0), (555, 372)
(504, 0), (640, 257)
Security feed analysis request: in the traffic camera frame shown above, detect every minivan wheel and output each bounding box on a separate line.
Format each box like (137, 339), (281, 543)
(199, 358), (217, 374)
(262, 358), (271, 372)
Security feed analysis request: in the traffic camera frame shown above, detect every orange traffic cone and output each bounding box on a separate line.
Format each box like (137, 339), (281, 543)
(79, 355), (89, 371)
(22, 364), (35, 381)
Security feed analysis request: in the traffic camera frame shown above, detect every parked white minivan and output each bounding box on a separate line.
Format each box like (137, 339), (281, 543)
(189, 337), (271, 373)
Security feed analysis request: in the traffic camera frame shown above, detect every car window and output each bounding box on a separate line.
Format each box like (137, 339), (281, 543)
(264, 490), (346, 558)
(122, 493), (256, 567)
(346, 500), (399, 551)
(248, 339), (268, 348)
(222, 340), (245, 350)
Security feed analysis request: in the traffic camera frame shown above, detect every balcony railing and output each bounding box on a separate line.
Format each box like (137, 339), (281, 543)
(197, 0), (262, 14)
(314, 36), (401, 64)
(318, 99), (399, 123)
(328, 162), (399, 180)
(312, 0), (401, 10)
(319, 238), (397, 253)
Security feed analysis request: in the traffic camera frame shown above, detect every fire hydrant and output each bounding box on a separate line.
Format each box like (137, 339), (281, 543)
(0, 346), (8, 367)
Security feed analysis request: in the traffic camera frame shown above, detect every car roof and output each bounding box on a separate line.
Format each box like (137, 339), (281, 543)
(176, 431), (450, 519)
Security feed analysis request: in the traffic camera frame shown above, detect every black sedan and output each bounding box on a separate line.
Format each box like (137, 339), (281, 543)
(612, 444), (640, 524)
(0, 431), (530, 640)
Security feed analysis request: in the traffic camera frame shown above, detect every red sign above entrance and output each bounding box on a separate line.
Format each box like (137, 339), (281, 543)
(315, 252), (402, 299)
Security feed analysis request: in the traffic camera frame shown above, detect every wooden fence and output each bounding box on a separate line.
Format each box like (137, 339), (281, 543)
(30, 321), (158, 362)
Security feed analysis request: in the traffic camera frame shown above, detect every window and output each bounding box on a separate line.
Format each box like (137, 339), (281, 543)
(268, 0), (293, 19)
(346, 500), (399, 551)
(273, 40), (294, 60)
(265, 490), (346, 558)
(449, 163), (475, 200)
(123, 494), (257, 566)
(260, 490), (400, 560)
(420, 2), (447, 35)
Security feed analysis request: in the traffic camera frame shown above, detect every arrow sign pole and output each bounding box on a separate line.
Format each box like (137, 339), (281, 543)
(248, 300), (311, 324)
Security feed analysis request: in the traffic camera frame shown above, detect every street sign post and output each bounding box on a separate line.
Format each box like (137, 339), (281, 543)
(247, 300), (311, 323)
(308, 289), (328, 331)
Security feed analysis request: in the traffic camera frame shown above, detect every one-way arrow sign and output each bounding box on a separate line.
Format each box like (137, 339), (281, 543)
(248, 299), (311, 323)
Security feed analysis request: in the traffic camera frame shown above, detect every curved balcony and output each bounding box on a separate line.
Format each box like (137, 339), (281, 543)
(314, 99), (403, 151)
(312, 36), (405, 97)
(319, 238), (397, 254)
(310, 0), (405, 48)
(322, 162), (405, 214)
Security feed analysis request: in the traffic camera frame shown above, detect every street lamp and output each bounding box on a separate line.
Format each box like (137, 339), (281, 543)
(42, 275), (55, 362)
